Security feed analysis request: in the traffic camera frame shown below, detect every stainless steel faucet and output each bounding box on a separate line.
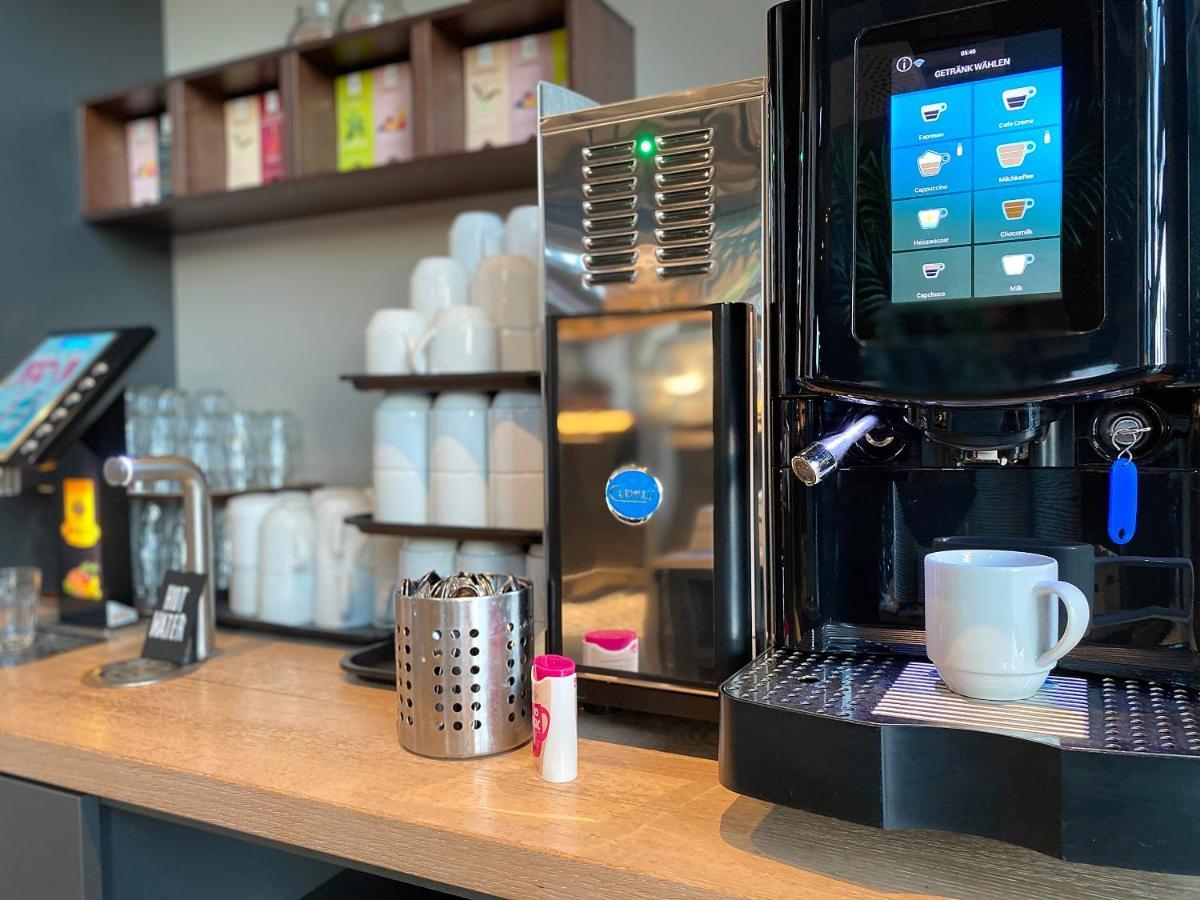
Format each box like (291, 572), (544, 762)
(103, 455), (216, 662)
(790, 413), (881, 487)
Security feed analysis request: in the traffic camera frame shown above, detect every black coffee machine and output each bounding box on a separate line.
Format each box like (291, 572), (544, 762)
(720, 0), (1200, 873)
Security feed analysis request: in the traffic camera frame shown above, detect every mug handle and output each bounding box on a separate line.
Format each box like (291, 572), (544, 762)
(1034, 580), (1091, 669)
(410, 326), (440, 375)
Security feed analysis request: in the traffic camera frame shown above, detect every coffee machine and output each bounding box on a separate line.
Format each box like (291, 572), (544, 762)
(719, 0), (1200, 873)
(539, 80), (766, 719)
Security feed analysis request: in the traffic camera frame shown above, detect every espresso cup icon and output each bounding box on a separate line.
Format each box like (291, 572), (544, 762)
(996, 140), (1037, 169)
(917, 207), (949, 230)
(1002, 253), (1036, 276)
(921, 101), (948, 123)
(1002, 197), (1036, 220)
(1002, 86), (1037, 111)
(917, 149), (952, 177)
(922, 262), (946, 279)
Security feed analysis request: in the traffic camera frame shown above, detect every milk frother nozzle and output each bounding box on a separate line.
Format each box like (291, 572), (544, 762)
(790, 413), (881, 487)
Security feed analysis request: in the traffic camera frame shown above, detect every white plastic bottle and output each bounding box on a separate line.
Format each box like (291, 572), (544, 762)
(531, 654), (577, 783)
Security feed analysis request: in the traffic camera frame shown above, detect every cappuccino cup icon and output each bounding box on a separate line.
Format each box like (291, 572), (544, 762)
(1002, 86), (1037, 111)
(917, 150), (952, 177)
(917, 207), (949, 229)
(1002, 197), (1036, 220)
(922, 262), (946, 279)
(997, 140), (1037, 169)
(1002, 253), (1036, 276)
(921, 101), (948, 123)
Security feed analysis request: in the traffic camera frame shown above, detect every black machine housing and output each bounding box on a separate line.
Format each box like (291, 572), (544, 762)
(719, 0), (1200, 874)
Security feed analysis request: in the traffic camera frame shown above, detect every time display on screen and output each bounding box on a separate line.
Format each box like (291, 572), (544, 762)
(887, 29), (1063, 304)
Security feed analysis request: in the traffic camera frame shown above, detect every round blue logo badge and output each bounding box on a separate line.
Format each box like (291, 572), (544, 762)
(605, 466), (663, 526)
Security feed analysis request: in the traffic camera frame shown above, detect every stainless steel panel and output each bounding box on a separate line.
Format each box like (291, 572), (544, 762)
(555, 310), (719, 684)
(541, 79), (765, 314)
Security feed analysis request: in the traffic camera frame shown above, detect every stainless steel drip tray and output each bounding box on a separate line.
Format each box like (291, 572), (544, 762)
(0, 625), (103, 668)
(723, 648), (1200, 757)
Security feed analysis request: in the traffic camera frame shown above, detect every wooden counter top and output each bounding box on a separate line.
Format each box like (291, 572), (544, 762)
(0, 631), (1196, 899)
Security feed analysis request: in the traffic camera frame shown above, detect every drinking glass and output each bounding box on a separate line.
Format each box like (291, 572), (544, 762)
(225, 411), (254, 492)
(0, 567), (41, 653)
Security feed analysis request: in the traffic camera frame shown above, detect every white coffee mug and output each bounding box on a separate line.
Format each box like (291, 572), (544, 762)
(401, 537), (457, 581)
(449, 211), (504, 278)
(366, 309), (427, 374)
(413, 306), (498, 374)
(470, 254), (538, 329)
(258, 497), (316, 626)
(431, 392), (489, 474)
(455, 540), (526, 578)
(925, 549), (1091, 701)
(499, 327), (537, 372)
(410, 257), (469, 319)
(504, 204), (541, 268)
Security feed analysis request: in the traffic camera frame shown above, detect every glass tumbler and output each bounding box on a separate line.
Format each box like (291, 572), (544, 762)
(0, 568), (41, 653)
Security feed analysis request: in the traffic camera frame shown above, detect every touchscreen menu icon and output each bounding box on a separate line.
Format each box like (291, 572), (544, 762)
(996, 140), (1037, 169)
(918, 207), (949, 229)
(921, 102), (947, 123)
(1002, 86), (1037, 111)
(1002, 198), (1036, 220)
(917, 150), (951, 177)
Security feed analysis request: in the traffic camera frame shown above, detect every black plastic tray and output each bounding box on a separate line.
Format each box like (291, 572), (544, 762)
(340, 638), (396, 684)
(216, 600), (389, 646)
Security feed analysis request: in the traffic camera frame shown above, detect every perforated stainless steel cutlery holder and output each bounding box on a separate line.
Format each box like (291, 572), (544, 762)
(395, 575), (533, 758)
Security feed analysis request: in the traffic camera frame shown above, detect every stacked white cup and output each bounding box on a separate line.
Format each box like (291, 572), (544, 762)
(455, 541), (525, 577)
(311, 487), (373, 630)
(374, 394), (429, 524)
(226, 492), (284, 617)
(258, 494), (316, 626)
(430, 392), (489, 526)
(472, 255), (539, 371)
(488, 391), (543, 530)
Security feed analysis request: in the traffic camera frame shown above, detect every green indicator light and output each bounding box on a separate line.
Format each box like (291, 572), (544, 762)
(638, 138), (654, 156)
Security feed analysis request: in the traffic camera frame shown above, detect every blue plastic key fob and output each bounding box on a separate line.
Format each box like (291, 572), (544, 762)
(1108, 457), (1138, 545)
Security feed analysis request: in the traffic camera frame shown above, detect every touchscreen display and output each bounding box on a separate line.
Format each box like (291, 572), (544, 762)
(0, 332), (115, 459)
(887, 29), (1062, 304)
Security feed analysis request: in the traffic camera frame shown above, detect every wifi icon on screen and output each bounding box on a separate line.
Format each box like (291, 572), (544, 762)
(914, 58), (926, 68)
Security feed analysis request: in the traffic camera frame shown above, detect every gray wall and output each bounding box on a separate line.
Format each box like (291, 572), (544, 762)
(0, 0), (172, 571)
(164, 0), (778, 487)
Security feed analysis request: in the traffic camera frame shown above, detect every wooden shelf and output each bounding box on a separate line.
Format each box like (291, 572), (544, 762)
(78, 0), (633, 230)
(346, 514), (540, 544)
(84, 143), (538, 234)
(341, 371), (540, 392)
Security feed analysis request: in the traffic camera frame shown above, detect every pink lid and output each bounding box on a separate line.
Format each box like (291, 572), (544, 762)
(583, 629), (638, 652)
(533, 654), (576, 679)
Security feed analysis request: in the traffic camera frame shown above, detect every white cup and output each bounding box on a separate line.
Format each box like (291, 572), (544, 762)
(373, 394), (429, 471)
(455, 540), (526, 578)
(401, 537), (457, 581)
(371, 536), (405, 628)
(449, 211), (504, 278)
(488, 471), (544, 530)
(504, 205), (541, 268)
(311, 488), (371, 629)
(924, 549), (1091, 701)
(410, 257), (469, 319)
(470, 255), (538, 329)
(430, 470), (488, 526)
(430, 391), (489, 474)
(258, 497), (316, 626)
(366, 309), (427, 374)
(488, 390), (543, 474)
(374, 468), (429, 524)
(413, 306), (498, 374)
(499, 328), (538, 372)
(226, 492), (285, 616)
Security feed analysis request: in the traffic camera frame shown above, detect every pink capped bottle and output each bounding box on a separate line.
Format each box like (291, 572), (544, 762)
(531, 654), (577, 783)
